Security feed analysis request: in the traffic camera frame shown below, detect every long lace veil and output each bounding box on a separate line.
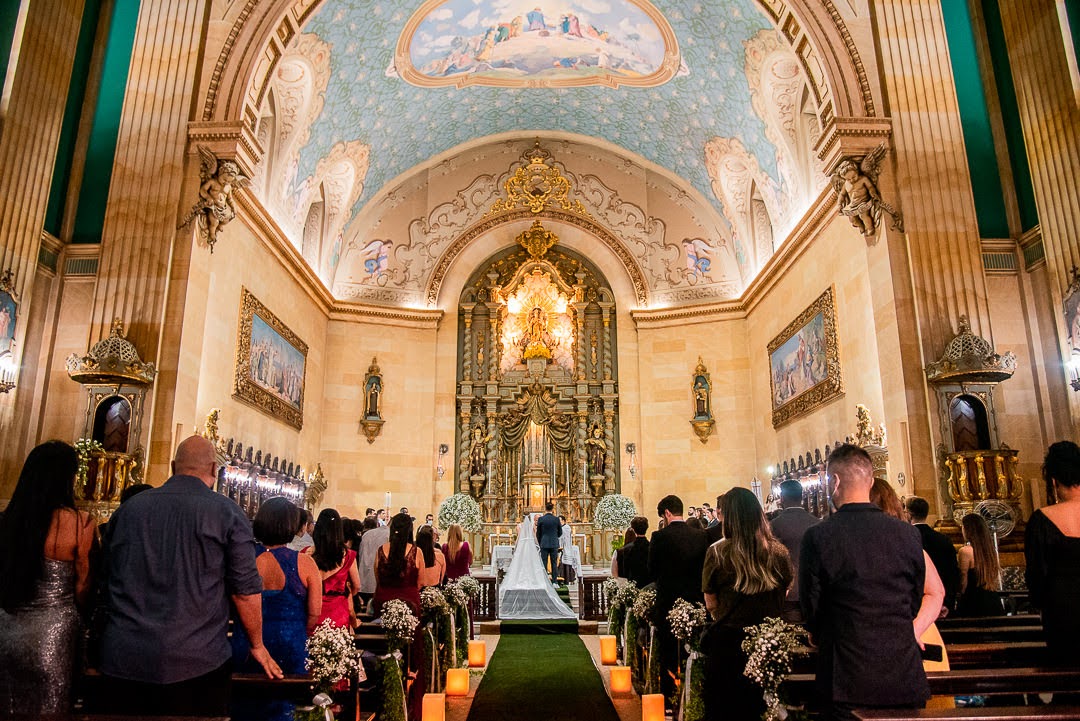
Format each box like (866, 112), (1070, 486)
(498, 513), (577, 619)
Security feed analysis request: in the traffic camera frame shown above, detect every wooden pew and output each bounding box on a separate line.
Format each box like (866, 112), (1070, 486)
(782, 666), (1080, 701)
(937, 615), (1041, 630)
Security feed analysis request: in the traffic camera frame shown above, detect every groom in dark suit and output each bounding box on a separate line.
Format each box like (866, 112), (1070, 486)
(648, 494), (709, 706)
(536, 503), (563, 584)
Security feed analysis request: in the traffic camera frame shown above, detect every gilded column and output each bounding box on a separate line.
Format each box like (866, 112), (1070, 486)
(573, 302), (587, 381)
(462, 303), (475, 381)
(0, 0), (85, 339)
(599, 302), (613, 382)
(871, 0), (993, 350)
(90, 0), (208, 354)
(458, 409), (471, 492)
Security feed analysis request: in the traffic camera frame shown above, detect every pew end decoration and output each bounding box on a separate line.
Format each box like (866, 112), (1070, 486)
(668, 599), (708, 721)
(305, 619), (365, 695)
(741, 617), (808, 721)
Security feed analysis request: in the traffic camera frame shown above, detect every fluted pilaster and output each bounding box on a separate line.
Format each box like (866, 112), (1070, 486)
(873, 0), (993, 354)
(0, 0), (84, 316)
(90, 0), (207, 355)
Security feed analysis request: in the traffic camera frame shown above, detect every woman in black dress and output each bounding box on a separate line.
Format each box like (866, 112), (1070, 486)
(701, 487), (793, 721)
(1026, 441), (1080, 666)
(956, 514), (1003, 617)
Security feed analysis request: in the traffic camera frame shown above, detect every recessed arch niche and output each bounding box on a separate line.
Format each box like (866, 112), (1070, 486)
(453, 226), (620, 528)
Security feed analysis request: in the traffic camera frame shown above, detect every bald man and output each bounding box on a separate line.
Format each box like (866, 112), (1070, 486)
(800, 444), (929, 720)
(99, 436), (281, 715)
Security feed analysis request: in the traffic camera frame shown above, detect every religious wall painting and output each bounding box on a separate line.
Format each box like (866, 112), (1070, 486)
(234, 288), (308, 430)
(396, 0), (681, 89)
(1063, 267), (1080, 356)
(768, 286), (844, 428)
(0, 270), (18, 355)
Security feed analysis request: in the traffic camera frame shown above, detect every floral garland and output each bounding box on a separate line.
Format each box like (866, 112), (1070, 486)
(380, 599), (419, 653)
(378, 652), (407, 721)
(741, 617), (807, 721)
(667, 600), (708, 721)
(593, 493), (637, 531)
(437, 494), (484, 532)
(305, 619), (363, 694)
(74, 438), (104, 491)
(605, 579), (636, 644)
(446, 578), (474, 667)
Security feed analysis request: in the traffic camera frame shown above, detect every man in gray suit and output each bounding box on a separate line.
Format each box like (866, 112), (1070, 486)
(535, 503), (562, 584)
(770, 479), (820, 622)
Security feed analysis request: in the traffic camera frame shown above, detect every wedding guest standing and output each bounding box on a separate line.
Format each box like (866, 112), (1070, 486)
(232, 498), (322, 721)
(621, 516), (651, 586)
(304, 508), (361, 629)
(358, 515), (390, 606)
(905, 496), (961, 613)
(99, 436), (280, 716)
(611, 526), (636, 579)
(416, 525), (447, 587)
(956, 514), (1003, 617)
(374, 513), (423, 718)
(769, 480), (819, 623)
(801, 444), (929, 720)
(0, 441), (94, 715)
(442, 523), (473, 581)
(702, 488), (793, 721)
(288, 508), (314, 551)
(648, 494), (709, 708)
(1026, 440), (1080, 665)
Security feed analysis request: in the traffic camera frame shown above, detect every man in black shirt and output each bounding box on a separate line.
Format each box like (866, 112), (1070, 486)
(770, 479), (820, 622)
(905, 495), (960, 613)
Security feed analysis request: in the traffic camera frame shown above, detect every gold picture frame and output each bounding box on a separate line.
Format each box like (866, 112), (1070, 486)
(233, 287), (307, 430)
(768, 286), (844, 428)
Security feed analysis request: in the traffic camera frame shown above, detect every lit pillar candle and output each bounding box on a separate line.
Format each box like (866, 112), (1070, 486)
(641, 694), (665, 721)
(468, 639), (487, 667)
(445, 668), (469, 696)
(599, 635), (617, 665)
(422, 693), (445, 721)
(610, 666), (632, 694)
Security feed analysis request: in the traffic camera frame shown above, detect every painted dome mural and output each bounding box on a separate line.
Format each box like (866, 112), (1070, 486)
(395, 0), (681, 88)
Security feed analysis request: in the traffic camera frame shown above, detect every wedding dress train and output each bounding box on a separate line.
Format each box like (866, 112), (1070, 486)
(498, 513), (577, 619)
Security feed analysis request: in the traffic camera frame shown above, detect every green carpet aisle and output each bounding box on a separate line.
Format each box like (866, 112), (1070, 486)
(465, 633), (622, 721)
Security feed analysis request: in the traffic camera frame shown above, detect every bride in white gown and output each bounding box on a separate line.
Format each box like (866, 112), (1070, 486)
(498, 513), (577, 619)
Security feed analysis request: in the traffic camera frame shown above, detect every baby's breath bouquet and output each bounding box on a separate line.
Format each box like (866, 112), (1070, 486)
(420, 586), (450, 618)
(593, 493), (637, 531)
(668, 600), (709, 721)
(442, 582), (467, 610)
(667, 598), (708, 650)
(445, 578), (474, 667)
(605, 579), (636, 643)
(455, 575), (481, 599)
(438, 494), (483, 532)
(305, 618), (363, 693)
(630, 587), (655, 623)
(742, 617), (806, 721)
(380, 599), (419, 653)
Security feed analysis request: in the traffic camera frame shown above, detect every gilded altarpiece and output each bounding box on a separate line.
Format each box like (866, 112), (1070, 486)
(456, 228), (619, 532)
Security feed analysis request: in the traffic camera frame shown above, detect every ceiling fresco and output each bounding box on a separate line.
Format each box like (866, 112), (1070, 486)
(293, 0), (779, 221)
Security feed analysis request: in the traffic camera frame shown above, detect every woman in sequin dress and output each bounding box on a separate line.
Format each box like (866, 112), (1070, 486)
(0, 441), (95, 715)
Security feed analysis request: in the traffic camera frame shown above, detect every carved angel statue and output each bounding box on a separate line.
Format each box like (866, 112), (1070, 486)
(829, 143), (903, 237)
(178, 146), (249, 252)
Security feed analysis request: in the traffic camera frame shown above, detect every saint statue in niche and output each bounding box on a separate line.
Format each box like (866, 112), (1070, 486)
(469, 426), (492, 478)
(363, 358), (382, 419)
(584, 424), (606, 477)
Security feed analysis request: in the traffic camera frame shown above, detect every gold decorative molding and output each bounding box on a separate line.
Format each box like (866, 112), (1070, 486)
(517, 220), (559, 260)
(924, 315), (1017, 384)
(691, 419), (715, 444)
(360, 418), (385, 444)
(66, 318), (157, 386)
(486, 143), (591, 217)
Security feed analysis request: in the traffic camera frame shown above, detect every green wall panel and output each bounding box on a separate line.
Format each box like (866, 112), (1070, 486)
(942, 0), (1010, 239)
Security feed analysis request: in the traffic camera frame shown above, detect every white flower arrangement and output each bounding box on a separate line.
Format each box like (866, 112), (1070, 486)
(630, 587), (655, 623)
(603, 577), (621, 605)
(741, 617), (806, 721)
(455, 575), (481, 600)
(380, 599), (419, 651)
(437, 493), (484, 532)
(615, 581), (640, 610)
(305, 618), (363, 692)
(667, 598), (708, 648)
(420, 586), (450, 617)
(442, 581), (468, 610)
(593, 493), (637, 531)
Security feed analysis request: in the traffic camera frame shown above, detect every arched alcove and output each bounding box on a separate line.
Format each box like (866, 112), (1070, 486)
(950, 394), (991, 452)
(92, 396), (132, 453)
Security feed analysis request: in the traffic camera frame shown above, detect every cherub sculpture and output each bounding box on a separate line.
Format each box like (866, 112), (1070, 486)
(829, 143), (903, 237)
(178, 146), (249, 252)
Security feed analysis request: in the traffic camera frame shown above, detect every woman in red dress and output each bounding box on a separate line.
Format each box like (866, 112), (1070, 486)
(303, 509), (360, 629)
(374, 513), (424, 718)
(441, 523), (473, 581)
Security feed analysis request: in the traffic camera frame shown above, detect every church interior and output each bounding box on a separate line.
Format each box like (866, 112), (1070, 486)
(1, 0), (1080, 715)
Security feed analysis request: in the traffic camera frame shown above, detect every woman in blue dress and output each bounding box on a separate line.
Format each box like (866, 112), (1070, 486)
(231, 497), (323, 721)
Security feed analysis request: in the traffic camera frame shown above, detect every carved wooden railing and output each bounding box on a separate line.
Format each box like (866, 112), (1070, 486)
(75, 451), (138, 520)
(578, 576), (610, 621)
(944, 448), (1023, 522)
(472, 576), (499, 620)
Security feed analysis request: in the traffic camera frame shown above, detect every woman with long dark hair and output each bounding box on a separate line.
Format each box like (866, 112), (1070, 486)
(415, 525), (446, 587)
(0, 441), (95, 714)
(956, 513), (1003, 617)
(701, 487), (793, 721)
(302, 508), (361, 629)
(373, 513), (424, 718)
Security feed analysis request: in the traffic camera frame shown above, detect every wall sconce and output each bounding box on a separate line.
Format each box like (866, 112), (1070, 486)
(625, 443), (636, 480)
(0, 351), (16, 393)
(437, 443), (449, 479)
